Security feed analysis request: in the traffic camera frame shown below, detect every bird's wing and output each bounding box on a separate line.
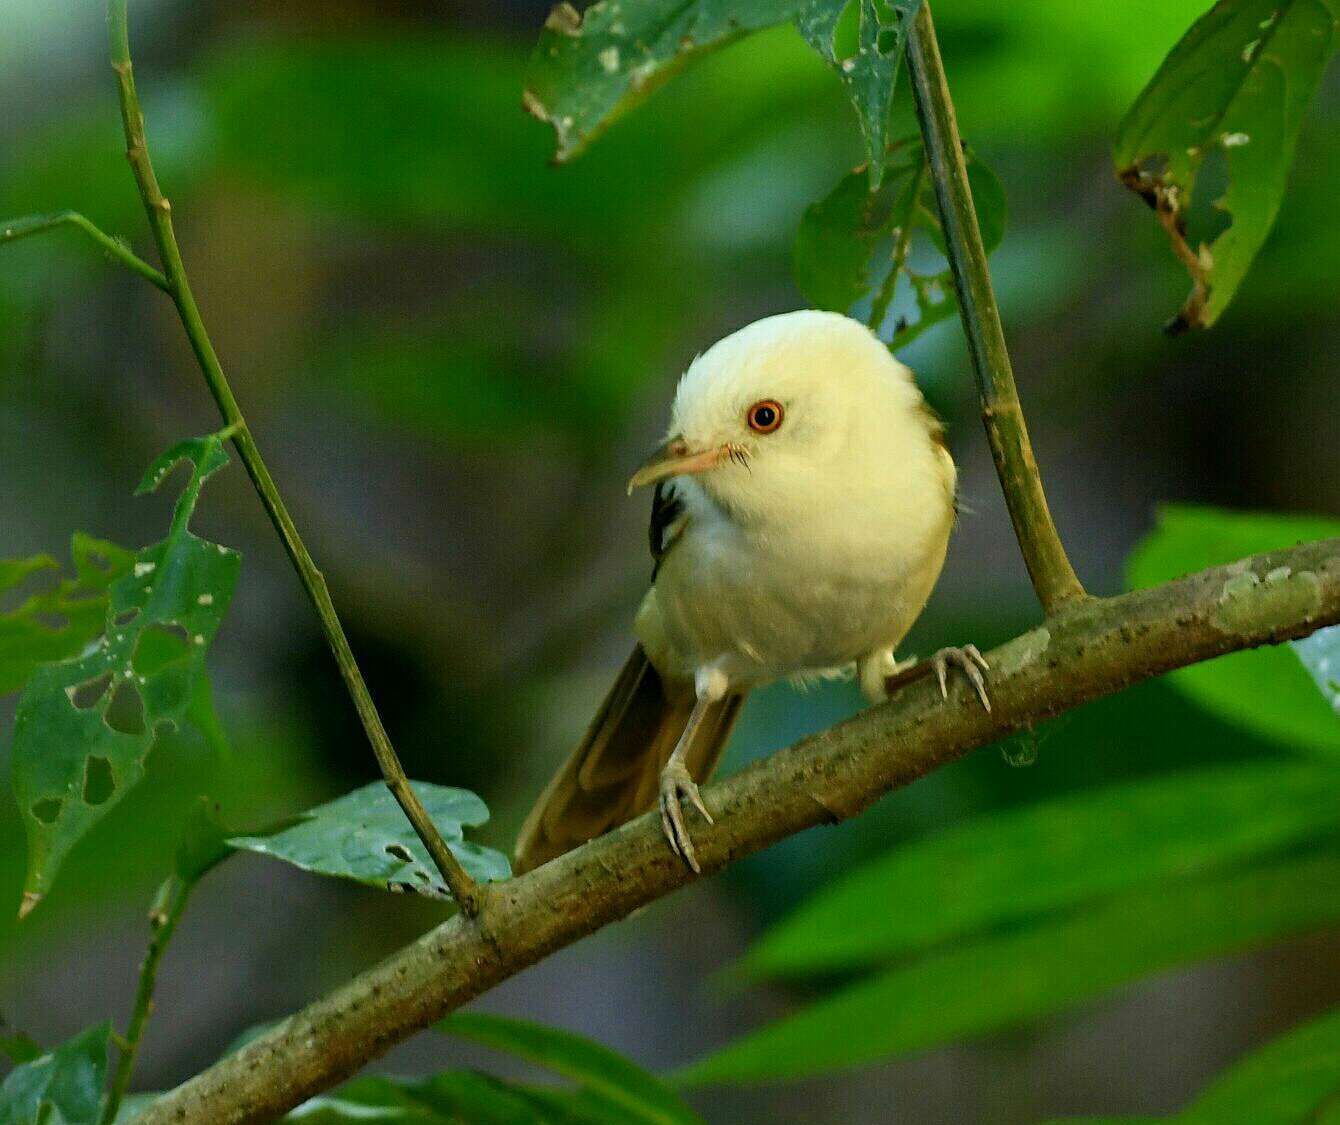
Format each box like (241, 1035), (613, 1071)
(512, 643), (744, 873)
(649, 480), (688, 581)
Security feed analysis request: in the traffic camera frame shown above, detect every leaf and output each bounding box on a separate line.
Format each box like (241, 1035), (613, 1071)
(523, 0), (918, 177)
(438, 1013), (705, 1125)
(794, 0), (921, 188)
(793, 140), (1004, 345)
(10, 433), (240, 918)
(1127, 505), (1340, 756)
(677, 851), (1340, 1085)
(0, 535), (135, 696)
(0, 1023), (110, 1125)
(1043, 1008), (1340, 1124)
(287, 1070), (623, 1124)
(738, 759), (1340, 979)
(174, 797), (233, 884)
(1183, 1006), (1340, 1124)
(1114, 0), (1338, 331)
(523, 0), (798, 164)
(228, 781), (511, 897)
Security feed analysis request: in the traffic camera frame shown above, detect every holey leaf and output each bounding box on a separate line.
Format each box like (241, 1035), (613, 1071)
(228, 781), (511, 897)
(11, 434), (240, 918)
(523, 0), (919, 178)
(1114, 0), (1338, 332)
(794, 139), (1005, 345)
(0, 534), (135, 696)
(524, 0), (798, 164)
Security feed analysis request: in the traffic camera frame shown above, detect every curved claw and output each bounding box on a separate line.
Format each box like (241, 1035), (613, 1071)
(659, 763), (712, 873)
(931, 645), (992, 712)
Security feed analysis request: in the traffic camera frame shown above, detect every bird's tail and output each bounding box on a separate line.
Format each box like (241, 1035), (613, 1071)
(513, 645), (744, 874)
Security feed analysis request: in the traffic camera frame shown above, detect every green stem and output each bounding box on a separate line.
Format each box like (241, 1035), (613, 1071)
(100, 876), (195, 1125)
(0, 211), (168, 290)
(904, 2), (1085, 615)
(104, 0), (482, 916)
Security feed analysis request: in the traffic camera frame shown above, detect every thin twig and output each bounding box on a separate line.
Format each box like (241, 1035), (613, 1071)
(100, 876), (195, 1125)
(0, 210), (168, 290)
(131, 538), (1340, 1125)
(104, 0), (482, 916)
(905, 3), (1086, 615)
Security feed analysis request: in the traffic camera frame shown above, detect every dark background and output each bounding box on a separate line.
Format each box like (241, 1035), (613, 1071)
(1, 0), (1338, 1120)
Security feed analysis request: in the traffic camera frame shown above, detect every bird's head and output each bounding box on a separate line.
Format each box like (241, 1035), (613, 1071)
(628, 310), (942, 521)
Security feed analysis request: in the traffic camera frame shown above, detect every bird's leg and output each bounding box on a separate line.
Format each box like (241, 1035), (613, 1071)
(931, 644), (992, 711)
(659, 665), (727, 874)
(859, 647), (917, 704)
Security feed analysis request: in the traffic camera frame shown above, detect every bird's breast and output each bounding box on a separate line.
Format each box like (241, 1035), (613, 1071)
(643, 482), (953, 686)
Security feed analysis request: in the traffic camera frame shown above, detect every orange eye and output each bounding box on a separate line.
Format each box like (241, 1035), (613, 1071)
(747, 399), (784, 434)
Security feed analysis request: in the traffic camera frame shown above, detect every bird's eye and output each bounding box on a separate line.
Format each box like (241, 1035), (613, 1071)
(747, 399), (784, 434)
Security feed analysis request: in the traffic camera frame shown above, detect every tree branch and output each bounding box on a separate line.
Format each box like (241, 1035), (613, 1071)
(905, 3), (1086, 615)
(0, 210), (169, 290)
(103, 0), (482, 915)
(132, 537), (1340, 1125)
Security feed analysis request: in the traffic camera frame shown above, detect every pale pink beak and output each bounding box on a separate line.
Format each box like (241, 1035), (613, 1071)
(627, 436), (727, 493)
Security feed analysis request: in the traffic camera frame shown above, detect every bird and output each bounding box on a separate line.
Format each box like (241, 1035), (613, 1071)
(514, 310), (989, 875)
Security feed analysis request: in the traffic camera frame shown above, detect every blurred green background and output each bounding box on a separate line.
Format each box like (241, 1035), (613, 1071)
(1, 0), (1338, 1121)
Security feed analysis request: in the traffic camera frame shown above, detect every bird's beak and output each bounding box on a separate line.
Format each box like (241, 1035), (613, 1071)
(627, 436), (725, 494)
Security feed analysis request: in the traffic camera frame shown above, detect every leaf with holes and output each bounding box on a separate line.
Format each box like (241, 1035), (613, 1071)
(523, 0), (798, 164)
(10, 433), (240, 919)
(795, 0), (920, 188)
(522, 0), (918, 179)
(0, 534), (135, 696)
(1114, 0), (1338, 331)
(1127, 505), (1340, 756)
(794, 139), (1004, 344)
(228, 781), (511, 898)
(0, 1023), (110, 1125)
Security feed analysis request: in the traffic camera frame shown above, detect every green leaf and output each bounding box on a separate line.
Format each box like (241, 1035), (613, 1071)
(174, 797), (233, 884)
(794, 0), (921, 188)
(793, 140), (1004, 345)
(1127, 505), (1340, 756)
(1043, 1008), (1340, 1124)
(677, 851), (1340, 1085)
(1114, 0), (1338, 330)
(10, 433), (240, 918)
(0, 1023), (110, 1125)
(523, 0), (918, 178)
(287, 1070), (622, 1124)
(0, 535), (135, 696)
(523, 0), (798, 164)
(1184, 1007), (1340, 1124)
(739, 759), (1340, 979)
(438, 1013), (705, 1125)
(0, 1023), (42, 1067)
(228, 781), (511, 896)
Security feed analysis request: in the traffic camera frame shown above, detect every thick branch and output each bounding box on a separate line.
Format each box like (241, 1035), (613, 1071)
(133, 538), (1340, 1125)
(905, 4), (1085, 614)
(0, 210), (168, 290)
(104, 0), (481, 914)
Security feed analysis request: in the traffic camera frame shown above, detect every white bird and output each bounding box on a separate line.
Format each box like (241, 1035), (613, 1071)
(515, 310), (988, 874)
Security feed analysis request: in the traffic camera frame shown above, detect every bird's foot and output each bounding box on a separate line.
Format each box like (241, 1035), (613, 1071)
(931, 645), (992, 712)
(659, 761), (713, 874)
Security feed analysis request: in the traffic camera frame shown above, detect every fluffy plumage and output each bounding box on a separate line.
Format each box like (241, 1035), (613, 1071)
(515, 310), (958, 874)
